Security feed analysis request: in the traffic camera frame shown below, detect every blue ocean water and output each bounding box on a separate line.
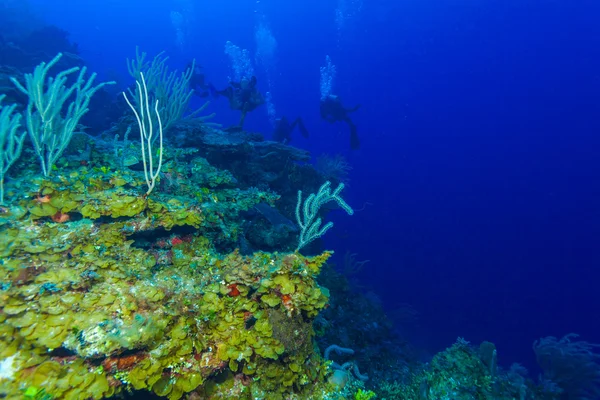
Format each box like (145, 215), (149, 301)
(2, 0), (600, 398)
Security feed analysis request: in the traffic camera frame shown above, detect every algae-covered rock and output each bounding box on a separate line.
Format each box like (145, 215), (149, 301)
(0, 154), (339, 399)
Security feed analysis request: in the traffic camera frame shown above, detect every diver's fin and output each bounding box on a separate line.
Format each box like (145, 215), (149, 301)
(349, 123), (360, 150)
(208, 83), (221, 98)
(297, 118), (309, 138)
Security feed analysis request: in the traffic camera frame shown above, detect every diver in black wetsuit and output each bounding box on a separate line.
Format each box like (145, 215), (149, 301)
(320, 94), (361, 150)
(273, 116), (309, 144)
(213, 76), (265, 129)
(187, 62), (211, 98)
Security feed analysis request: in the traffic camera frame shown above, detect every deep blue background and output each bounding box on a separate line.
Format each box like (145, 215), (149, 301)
(26, 0), (600, 369)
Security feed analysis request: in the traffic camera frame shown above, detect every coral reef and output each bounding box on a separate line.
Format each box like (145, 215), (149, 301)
(0, 29), (568, 400)
(0, 117), (368, 398)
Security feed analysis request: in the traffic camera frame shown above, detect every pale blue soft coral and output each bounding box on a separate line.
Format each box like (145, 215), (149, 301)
(534, 333), (600, 399)
(10, 53), (114, 177)
(295, 181), (353, 251)
(0, 95), (25, 204)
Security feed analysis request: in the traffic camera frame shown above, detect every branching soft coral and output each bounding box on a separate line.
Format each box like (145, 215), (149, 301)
(534, 333), (600, 399)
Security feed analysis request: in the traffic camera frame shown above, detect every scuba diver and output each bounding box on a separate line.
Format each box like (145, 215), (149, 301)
(187, 61), (212, 98)
(212, 76), (265, 129)
(320, 94), (361, 150)
(273, 116), (309, 144)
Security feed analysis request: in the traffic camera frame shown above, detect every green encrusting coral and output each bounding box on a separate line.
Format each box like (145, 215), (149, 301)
(0, 160), (343, 400)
